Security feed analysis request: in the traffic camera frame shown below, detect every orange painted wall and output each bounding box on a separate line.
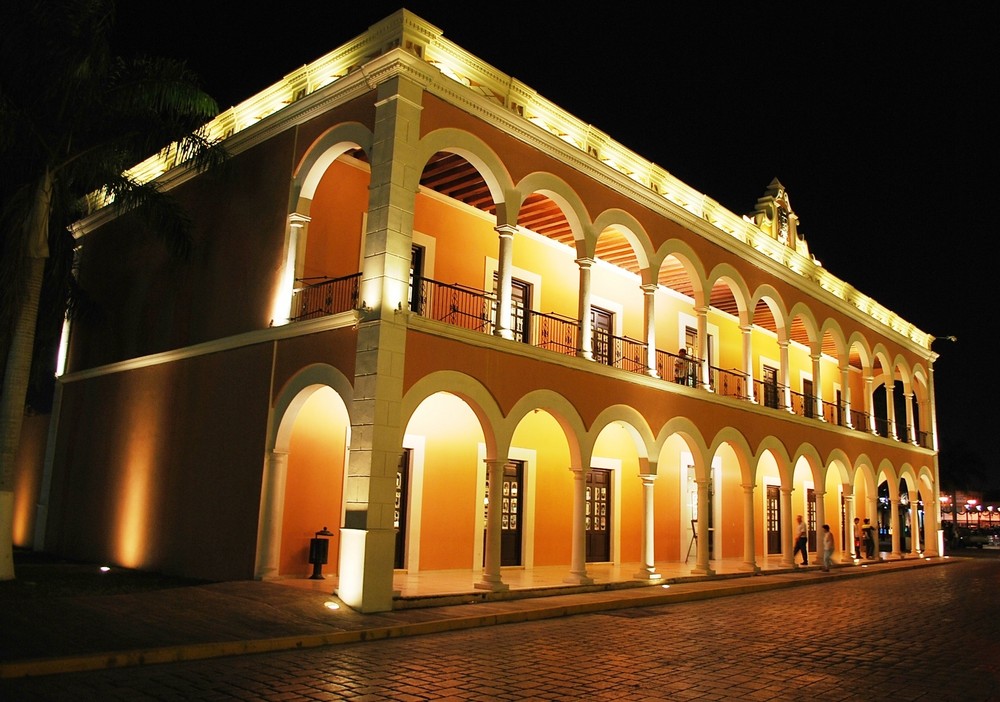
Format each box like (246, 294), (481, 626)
(303, 158), (368, 280)
(514, 411), (573, 566)
(405, 393), (484, 570)
(281, 388), (348, 576)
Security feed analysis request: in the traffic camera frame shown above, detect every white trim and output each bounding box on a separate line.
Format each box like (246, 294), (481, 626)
(58, 311), (358, 383)
(400, 435), (425, 572)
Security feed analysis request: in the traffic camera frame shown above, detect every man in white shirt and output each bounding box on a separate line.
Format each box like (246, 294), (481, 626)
(792, 514), (808, 565)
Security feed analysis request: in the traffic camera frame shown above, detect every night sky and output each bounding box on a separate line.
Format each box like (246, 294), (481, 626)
(113, 3), (997, 485)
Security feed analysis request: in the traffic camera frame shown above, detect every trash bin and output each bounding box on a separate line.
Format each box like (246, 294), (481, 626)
(308, 527), (333, 580)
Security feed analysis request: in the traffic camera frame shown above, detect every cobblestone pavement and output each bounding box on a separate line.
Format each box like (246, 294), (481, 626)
(4, 558), (998, 701)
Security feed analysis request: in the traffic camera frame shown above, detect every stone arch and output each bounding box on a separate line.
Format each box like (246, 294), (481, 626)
(592, 208), (654, 272)
(401, 371), (504, 458)
(292, 121), (374, 207)
(414, 128), (514, 206)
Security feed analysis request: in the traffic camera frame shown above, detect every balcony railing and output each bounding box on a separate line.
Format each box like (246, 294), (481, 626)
(289, 275), (922, 446)
(709, 367), (747, 400)
(821, 399), (843, 426)
(753, 379), (785, 411)
(593, 329), (647, 374)
(850, 409), (872, 433)
(415, 278), (495, 334)
(290, 273), (361, 321)
(528, 309), (578, 357)
(655, 349), (704, 387)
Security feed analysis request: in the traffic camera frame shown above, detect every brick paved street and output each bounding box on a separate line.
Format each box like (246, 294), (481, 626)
(4, 557), (998, 701)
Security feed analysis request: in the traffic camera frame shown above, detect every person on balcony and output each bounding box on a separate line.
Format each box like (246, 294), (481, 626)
(674, 349), (692, 386)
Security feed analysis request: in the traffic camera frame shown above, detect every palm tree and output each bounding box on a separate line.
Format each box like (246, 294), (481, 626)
(0, 0), (227, 580)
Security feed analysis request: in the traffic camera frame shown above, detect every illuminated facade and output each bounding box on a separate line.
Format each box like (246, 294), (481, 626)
(20, 10), (942, 612)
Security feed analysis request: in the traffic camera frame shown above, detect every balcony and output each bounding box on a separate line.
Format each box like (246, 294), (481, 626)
(291, 275), (930, 448)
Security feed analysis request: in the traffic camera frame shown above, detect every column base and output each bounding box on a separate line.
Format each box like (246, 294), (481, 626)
(474, 578), (509, 592)
(632, 568), (662, 581)
(563, 572), (594, 585)
(690, 566), (715, 576)
(739, 562), (760, 573)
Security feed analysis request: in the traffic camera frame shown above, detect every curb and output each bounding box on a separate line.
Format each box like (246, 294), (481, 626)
(0, 558), (955, 679)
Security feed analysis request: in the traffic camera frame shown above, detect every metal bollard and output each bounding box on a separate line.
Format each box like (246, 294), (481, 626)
(308, 527), (333, 579)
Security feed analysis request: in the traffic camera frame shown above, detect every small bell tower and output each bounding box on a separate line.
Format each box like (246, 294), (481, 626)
(747, 178), (812, 260)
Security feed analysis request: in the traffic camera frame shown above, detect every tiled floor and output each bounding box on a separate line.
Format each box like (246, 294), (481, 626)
(281, 551), (901, 601)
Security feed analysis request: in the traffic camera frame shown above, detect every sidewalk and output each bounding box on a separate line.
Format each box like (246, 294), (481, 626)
(0, 553), (956, 679)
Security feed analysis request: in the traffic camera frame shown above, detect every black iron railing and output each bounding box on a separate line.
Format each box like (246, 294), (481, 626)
(297, 274), (921, 446)
(290, 273), (361, 321)
(528, 309), (578, 357)
(710, 367), (748, 400)
(415, 277), (494, 334)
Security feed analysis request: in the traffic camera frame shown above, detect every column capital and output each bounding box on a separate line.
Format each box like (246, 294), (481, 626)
(574, 256), (595, 268)
(494, 223), (517, 237)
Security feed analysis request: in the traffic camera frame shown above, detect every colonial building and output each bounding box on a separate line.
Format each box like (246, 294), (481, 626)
(16, 9), (942, 612)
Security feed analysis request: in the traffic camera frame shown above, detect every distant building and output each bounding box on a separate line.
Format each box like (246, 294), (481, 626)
(15, 10), (942, 612)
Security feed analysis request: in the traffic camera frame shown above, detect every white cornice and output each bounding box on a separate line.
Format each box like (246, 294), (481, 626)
(59, 311), (359, 383)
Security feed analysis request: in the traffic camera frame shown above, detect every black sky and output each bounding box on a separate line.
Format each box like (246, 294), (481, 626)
(113, 3), (998, 482)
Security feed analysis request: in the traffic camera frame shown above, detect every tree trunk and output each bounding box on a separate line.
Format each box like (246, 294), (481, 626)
(0, 172), (52, 581)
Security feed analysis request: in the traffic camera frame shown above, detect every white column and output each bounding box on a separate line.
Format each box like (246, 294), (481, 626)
(255, 450), (289, 580)
(886, 379), (898, 440)
(741, 325), (755, 402)
(696, 305), (710, 390)
(924, 494), (940, 557)
(493, 225), (516, 340)
(779, 341), (791, 411)
(564, 466), (594, 584)
(890, 497), (902, 559)
(576, 258), (594, 361)
(909, 492), (921, 555)
(692, 478), (715, 575)
(865, 374), (876, 434)
(815, 488), (827, 560)
(642, 284), (658, 377)
(811, 353), (824, 419)
(634, 474), (661, 579)
(476, 459), (509, 591)
(780, 486), (795, 567)
(904, 391), (917, 444)
(928, 361), (940, 450)
(840, 364), (852, 428)
(741, 483), (759, 572)
(842, 493), (856, 562)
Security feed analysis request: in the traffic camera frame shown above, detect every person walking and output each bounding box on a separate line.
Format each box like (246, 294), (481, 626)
(821, 524), (835, 571)
(853, 517), (863, 560)
(793, 514), (808, 565)
(862, 518), (876, 559)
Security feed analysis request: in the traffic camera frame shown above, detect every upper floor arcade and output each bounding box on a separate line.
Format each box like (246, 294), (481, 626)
(280, 126), (935, 454)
